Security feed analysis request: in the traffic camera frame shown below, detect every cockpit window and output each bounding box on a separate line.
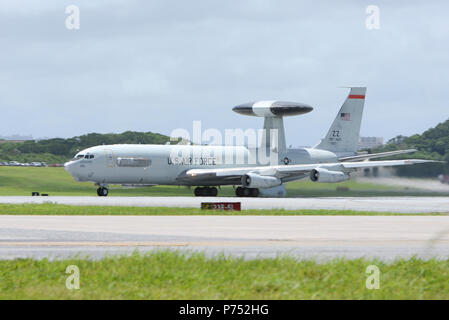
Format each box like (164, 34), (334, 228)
(72, 153), (94, 161)
(72, 154), (85, 161)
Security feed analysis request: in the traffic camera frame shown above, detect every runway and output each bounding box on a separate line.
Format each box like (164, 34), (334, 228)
(1, 215), (449, 260)
(1, 196), (449, 213)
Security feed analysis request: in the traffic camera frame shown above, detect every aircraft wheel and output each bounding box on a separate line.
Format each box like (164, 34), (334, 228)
(250, 188), (260, 197)
(242, 188), (251, 197)
(97, 187), (109, 197)
(194, 187), (218, 197)
(235, 187), (244, 197)
(204, 187), (218, 197)
(204, 187), (212, 196)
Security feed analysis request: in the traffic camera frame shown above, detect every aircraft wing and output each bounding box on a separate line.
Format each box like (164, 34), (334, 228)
(338, 149), (417, 162)
(176, 159), (438, 185)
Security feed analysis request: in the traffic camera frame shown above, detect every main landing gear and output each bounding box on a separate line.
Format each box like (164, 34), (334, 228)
(235, 187), (259, 197)
(194, 187), (218, 197)
(97, 186), (109, 197)
(193, 186), (260, 197)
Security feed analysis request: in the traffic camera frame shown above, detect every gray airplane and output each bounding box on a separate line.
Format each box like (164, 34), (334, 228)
(65, 87), (434, 197)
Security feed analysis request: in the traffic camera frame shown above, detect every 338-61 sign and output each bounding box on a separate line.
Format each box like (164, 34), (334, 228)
(201, 202), (241, 211)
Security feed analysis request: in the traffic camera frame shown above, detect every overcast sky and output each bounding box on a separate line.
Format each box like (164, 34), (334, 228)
(0, 0), (448, 146)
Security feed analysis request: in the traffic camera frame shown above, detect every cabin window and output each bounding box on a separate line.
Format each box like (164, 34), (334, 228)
(116, 157), (151, 167)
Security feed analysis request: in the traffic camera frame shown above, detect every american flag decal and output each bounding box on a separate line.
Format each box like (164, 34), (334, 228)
(340, 113), (351, 121)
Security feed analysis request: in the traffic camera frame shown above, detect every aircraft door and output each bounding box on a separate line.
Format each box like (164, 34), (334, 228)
(104, 149), (115, 168)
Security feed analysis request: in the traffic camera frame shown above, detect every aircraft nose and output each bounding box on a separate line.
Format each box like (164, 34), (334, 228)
(64, 161), (79, 179)
(64, 161), (72, 172)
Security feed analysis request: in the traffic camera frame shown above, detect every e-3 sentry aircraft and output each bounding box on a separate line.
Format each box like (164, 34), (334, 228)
(65, 87), (434, 197)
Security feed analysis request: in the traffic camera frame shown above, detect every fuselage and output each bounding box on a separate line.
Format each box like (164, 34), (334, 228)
(64, 144), (339, 186)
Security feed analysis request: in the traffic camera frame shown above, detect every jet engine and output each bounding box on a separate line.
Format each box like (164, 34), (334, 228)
(310, 168), (349, 183)
(241, 173), (282, 188)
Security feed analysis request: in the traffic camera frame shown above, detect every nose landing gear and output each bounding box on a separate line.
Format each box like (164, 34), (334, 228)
(97, 187), (109, 197)
(194, 187), (218, 197)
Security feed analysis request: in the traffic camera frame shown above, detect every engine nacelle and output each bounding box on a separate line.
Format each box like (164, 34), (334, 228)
(310, 168), (350, 183)
(241, 173), (282, 188)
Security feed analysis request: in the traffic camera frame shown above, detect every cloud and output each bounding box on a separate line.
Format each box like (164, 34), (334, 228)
(0, 0), (448, 146)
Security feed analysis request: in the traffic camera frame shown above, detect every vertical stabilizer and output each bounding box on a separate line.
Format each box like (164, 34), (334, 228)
(315, 87), (366, 154)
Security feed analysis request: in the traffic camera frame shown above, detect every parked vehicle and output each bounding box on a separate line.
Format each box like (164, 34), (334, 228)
(49, 163), (64, 167)
(30, 162), (46, 167)
(438, 174), (449, 184)
(1, 161), (50, 167)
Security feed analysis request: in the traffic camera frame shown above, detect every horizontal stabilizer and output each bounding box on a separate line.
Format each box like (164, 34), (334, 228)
(339, 159), (440, 169)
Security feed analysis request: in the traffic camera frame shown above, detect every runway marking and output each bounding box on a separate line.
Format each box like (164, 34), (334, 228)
(0, 241), (189, 247)
(2, 239), (449, 247)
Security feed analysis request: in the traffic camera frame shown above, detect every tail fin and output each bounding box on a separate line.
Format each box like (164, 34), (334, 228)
(315, 87), (366, 154)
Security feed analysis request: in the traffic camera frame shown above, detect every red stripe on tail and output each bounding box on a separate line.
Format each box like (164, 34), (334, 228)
(348, 95), (365, 99)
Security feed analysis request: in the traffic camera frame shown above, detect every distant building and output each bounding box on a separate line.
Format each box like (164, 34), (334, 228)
(0, 134), (33, 141)
(358, 136), (384, 150)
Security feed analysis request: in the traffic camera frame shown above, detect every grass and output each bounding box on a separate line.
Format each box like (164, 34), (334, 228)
(0, 166), (446, 197)
(0, 203), (445, 215)
(0, 251), (448, 299)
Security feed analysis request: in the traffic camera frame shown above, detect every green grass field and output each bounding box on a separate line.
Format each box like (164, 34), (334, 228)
(0, 203), (444, 215)
(1, 251), (448, 299)
(0, 166), (444, 197)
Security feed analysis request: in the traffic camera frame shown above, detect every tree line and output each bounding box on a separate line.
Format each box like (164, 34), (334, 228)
(0, 131), (172, 164)
(1, 120), (448, 177)
(370, 118), (449, 177)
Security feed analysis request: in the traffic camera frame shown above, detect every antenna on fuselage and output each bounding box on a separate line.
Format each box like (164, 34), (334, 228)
(232, 101), (313, 154)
